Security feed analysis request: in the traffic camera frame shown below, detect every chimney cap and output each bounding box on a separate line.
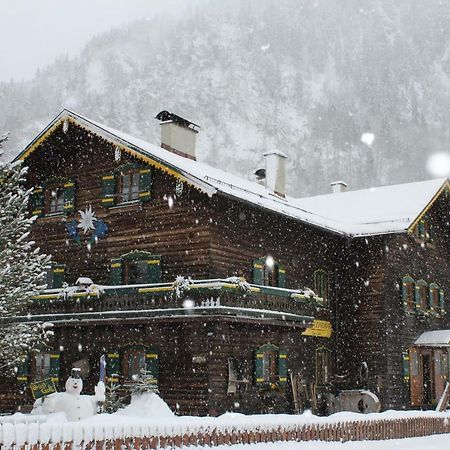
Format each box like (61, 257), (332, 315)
(155, 110), (200, 130)
(263, 150), (287, 158)
(330, 180), (348, 187)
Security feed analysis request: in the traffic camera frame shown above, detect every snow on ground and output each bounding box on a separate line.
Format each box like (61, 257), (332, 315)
(197, 434), (450, 449)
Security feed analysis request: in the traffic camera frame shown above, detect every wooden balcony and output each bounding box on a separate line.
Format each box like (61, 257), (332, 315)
(8, 279), (328, 328)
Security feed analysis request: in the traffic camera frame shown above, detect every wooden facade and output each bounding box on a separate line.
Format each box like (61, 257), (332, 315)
(0, 110), (449, 415)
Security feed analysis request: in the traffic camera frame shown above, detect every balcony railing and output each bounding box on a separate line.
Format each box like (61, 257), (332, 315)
(6, 278), (327, 326)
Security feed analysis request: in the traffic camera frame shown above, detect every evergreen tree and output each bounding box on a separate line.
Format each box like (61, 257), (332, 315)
(0, 160), (52, 373)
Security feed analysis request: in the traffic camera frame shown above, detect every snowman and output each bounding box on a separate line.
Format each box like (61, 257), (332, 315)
(32, 368), (105, 421)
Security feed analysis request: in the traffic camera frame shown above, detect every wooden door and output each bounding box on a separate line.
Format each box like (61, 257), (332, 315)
(410, 347), (421, 406)
(434, 349), (446, 401)
(421, 352), (433, 405)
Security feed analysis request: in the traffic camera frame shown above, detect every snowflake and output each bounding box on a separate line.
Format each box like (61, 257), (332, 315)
(77, 205), (97, 234)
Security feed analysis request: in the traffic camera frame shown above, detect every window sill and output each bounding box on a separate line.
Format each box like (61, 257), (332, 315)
(109, 200), (141, 213)
(38, 213), (65, 222)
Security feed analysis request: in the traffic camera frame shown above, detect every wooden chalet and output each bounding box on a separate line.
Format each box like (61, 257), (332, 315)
(0, 109), (449, 415)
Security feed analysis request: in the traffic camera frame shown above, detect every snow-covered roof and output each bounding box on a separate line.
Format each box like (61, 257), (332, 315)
(415, 330), (450, 347)
(17, 110), (449, 238)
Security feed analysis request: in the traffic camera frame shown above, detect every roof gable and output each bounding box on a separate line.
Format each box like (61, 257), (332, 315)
(16, 110), (450, 238)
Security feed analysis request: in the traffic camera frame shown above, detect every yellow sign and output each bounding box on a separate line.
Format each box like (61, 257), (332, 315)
(302, 320), (332, 338)
(30, 378), (57, 400)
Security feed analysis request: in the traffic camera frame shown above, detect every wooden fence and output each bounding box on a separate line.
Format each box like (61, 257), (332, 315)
(1, 416), (450, 449)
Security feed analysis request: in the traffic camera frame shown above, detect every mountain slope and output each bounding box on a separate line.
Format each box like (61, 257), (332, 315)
(1, 0), (450, 196)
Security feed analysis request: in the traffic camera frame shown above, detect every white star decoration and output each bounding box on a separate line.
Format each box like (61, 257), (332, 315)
(77, 205), (97, 234)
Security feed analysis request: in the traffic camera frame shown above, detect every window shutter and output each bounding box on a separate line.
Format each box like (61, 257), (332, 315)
(252, 259), (264, 285)
(414, 284), (422, 310)
(139, 168), (151, 202)
(145, 351), (159, 385)
(30, 186), (44, 217)
(16, 355), (30, 383)
(439, 290), (445, 313)
(101, 173), (116, 207)
(402, 278), (409, 307)
(418, 221), (426, 238)
(402, 351), (410, 383)
(278, 351), (288, 384)
(49, 353), (60, 383)
(254, 351), (264, 384)
(63, 181), (75, 214)
(410, 348), (420, 406)
(278, 265), (286, 288)
(110, 258), (123, 285)
(147, 256), (162, 283)
(106, 351), (121, 383)
(52, 264), (65, 289)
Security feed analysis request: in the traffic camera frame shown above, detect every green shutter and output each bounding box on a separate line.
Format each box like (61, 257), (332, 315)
(52, 264), (65, 289)
(278, 265), (286, 288)
(418, 221), (426, 238)
(49, 353), (60, 383)
(63, 181), (75, 214)
(414, 284), (422, 310)
(255, 352), (264, 385)
(138, 168), (151, 202)
(147, 256), (162, 283)
(145, 351), (159, 385)
(278, 351), (288, 384)
(110, 259), (123, 285)
(402, 276), (414, 308)
(30, 186), (44, 217)
(439, 290), (445, 313)
(402, 351), (410, 383)
(16, 355), (30, 383)
(252, 258), (264, 285)
(106, 351), (121, 383)
(101, 173), (116, 207)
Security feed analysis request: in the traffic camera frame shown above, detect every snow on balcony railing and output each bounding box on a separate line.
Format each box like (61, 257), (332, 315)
(32, 277), (324, 306)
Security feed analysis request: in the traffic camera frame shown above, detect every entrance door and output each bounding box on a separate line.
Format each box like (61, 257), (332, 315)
(421, 352), (434, 406)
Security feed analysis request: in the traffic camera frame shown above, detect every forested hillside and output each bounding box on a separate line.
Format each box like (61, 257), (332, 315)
(1, 0), (449, 196)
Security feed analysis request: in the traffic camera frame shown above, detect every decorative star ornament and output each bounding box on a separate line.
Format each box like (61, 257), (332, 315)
(77, 205), (97, 234)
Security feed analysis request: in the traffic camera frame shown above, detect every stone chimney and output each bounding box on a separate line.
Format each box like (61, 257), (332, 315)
(155, 111), (199, 160)
(330, 181), (348, 193)
(263, 150), (287, 197)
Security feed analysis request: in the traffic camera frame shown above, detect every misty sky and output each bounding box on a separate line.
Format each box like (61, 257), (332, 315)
(0, 0), (202, 82)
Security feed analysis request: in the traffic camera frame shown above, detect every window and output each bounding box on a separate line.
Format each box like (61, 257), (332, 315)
(415, 280), (428, 311)
(45, 264), (65, 289)
(34, 353), (51, 381)
(123, 348), (146, 380)
(254, 344), (287, 386)
(123, 259), (148, 284)
(402, 276), (415, 310)
(33, 352), (60, 382)
(29, 181), (75, 217)
(48, 188), (64, 213)
(119, 171), (140, 203)
(314, 269), (329, 300)
(106, 347), (159, 385)
(101, 166), (151, 207)
(415, 220), (432, 242)
(110, 252), (162, 285)
(316, 347), (332, 386)
(252, 257), (286, 288)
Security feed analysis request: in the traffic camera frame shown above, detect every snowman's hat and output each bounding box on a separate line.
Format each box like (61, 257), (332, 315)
(70, 368), (82, 379)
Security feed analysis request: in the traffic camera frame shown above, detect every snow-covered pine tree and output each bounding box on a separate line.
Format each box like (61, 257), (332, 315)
(0, 132), (9, 156)
(0, 160), (52, 374)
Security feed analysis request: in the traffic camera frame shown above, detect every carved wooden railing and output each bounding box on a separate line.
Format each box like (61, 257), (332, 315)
(22, 279), (326, 324)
